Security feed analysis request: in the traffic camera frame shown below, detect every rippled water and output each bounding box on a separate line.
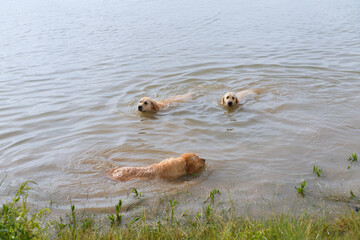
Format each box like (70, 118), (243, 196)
(1, 0), (360, 210)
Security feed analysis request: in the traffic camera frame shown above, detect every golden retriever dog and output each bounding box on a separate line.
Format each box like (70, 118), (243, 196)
(109, 153), (206, 182)
(137, 91), (194, 112)
(221, 89), (260, 107)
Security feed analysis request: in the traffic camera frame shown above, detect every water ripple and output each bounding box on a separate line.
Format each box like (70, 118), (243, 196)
(0, 0), (360, 209)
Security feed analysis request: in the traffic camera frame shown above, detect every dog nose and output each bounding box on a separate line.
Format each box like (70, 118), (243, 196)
(202, 158), (205, 162)
(138, 105), (142, 111)
(228, 102), (233, 106)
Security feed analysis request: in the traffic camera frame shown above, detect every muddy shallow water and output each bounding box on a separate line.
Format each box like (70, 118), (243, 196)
(1, 0), (360, 210)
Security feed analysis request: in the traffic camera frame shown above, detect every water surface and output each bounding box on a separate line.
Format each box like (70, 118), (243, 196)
(1, 0), (360, 209)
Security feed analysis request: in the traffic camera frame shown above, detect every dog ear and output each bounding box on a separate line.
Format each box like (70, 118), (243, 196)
(185, 161), (195, 174)
(150, 100), (159, 111)
(221, 96), (225, 105)
(184, 154), (195, 174)
(235, 96), (239, 104)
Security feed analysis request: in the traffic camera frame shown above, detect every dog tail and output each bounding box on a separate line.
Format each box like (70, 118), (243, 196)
(236, 88), (262, 100)
(107, 166), (156, 182)
(251, 88), (262, 95)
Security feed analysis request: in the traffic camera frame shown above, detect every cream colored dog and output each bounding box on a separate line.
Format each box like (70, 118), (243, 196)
(137, 91), (194, 112)
(109, 153), (206, 182)
(221, 89), (260, 107)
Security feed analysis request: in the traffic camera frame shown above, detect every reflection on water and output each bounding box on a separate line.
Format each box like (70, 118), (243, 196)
(1, 0), (360, 210)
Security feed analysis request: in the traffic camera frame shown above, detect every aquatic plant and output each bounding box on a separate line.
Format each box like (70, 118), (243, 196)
(348, 153), (358, 163)
(132, 188), (142, 197)
(350, 191), (356, 199)
(205, 205), (212, 224)
(313, 165), (322, 177)
(295, 180), (306, 194)
(169, 199), (179, 222)
(68, 205), (77, 239)
(107, 199), (123, 227)
(210, 189), (220, 202)
(347, 153), (358, 169)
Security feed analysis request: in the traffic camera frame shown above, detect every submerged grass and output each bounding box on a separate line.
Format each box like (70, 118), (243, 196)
(348, 153), (358, 163)
(1, 180), (360, 239)
(295, 179), (306, 195)
(347, 152), (358, 169)
(313, 165), (322, 177)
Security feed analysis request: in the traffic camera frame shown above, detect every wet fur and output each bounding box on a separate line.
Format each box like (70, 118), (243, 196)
(109, 153), (206, 182)
(138, 91), (194, 112)
(221, 89), (260, 107)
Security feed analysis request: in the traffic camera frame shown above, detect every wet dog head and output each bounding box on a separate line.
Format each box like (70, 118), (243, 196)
(182, 153), (206, 174)
(138, 97), (159, 112)
(221, 92), (239, 107)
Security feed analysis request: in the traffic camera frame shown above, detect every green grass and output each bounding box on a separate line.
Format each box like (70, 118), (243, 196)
(1, 181), (360, 240)
(0, 180), (50, 239)
(107, 200), (123, 227)
(54, 207), (360, 240)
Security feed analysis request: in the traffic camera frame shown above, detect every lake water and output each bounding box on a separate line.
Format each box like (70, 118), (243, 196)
(1, 0), (360, 210)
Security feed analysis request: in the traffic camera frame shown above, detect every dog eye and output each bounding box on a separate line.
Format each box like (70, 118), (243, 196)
(226, 96), (229, 99)
(144, 102), (148, 105)
(232, 97), (235, 100)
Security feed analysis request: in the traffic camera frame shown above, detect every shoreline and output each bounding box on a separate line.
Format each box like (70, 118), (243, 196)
(1, 181), (359, 239)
